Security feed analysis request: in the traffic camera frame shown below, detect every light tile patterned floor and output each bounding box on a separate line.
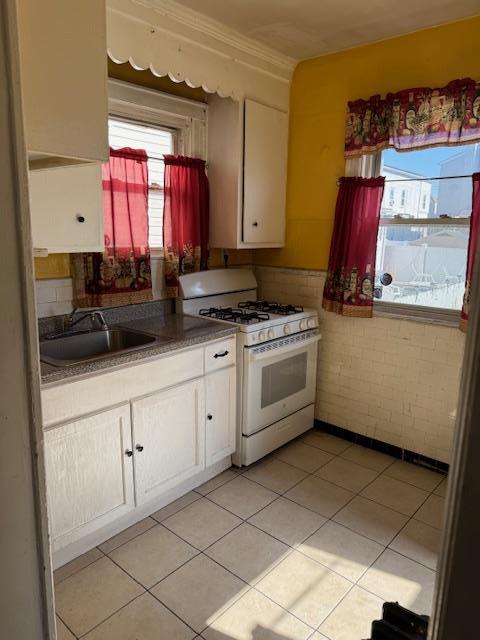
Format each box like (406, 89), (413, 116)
(54, 430), (446, 640)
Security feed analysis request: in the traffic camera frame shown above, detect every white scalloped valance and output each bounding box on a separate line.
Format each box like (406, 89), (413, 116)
(106, 0), (293, 109)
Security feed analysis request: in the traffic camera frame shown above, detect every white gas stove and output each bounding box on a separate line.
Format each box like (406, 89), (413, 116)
(177, 269), (321, 466)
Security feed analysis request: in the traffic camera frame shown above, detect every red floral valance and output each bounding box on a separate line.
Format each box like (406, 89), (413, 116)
(345, 78), (480, 157)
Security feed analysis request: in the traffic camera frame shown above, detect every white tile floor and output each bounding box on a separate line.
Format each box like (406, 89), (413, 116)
(54, 430), (447, 640)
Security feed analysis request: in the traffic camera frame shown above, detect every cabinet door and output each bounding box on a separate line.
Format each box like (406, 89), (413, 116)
(44, 405), (134, 551)
(205, 367), (237, 467)
(17, 0), (108, 164)
(243, 99), (288, 245)
(29, 164), (104, 253)
(132, 379), (205, 505)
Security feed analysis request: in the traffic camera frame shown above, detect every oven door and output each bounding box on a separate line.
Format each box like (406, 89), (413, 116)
(242, 329), (320, 436)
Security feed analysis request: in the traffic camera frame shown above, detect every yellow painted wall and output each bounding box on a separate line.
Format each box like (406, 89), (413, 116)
(34, 254), (70, 280)
(255, 17), (480, 271)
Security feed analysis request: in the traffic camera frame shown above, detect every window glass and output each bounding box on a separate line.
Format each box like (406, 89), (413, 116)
(376, 224), (468, 310)
(108, 117), (175, 248)
(261, 353), (307, 408)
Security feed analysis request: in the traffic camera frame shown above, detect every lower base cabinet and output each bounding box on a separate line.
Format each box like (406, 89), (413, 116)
(43, 346), (237, 556)
(44, 404), (134, 550)
(205, 366), (236, 466)
(132, 378), (205, 505)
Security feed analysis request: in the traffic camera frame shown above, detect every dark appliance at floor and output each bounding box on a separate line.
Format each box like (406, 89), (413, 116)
(369, 603), (429, 639)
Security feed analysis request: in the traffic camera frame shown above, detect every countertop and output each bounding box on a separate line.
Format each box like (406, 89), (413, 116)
(40, 314), (238, 386)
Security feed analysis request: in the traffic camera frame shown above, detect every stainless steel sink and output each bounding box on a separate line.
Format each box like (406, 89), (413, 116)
(40, 328), (168, 367)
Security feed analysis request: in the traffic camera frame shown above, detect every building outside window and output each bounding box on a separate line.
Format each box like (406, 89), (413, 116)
(375, 144), (480, 315)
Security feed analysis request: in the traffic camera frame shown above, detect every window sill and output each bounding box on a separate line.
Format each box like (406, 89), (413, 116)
(374, 301), (460, 327)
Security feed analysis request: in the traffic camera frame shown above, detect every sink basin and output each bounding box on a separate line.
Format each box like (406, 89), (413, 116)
(40, 329), (168, 367)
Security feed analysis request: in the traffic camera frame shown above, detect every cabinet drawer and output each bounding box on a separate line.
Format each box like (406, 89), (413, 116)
(204, 337), (236, 373)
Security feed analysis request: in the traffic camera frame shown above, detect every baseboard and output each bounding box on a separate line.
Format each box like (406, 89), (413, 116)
(314, 419), (449, 474)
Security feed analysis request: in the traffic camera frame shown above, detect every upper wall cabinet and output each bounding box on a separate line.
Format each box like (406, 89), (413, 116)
(208, 97), (288, 249)
(29, 164), (104, 253)
(16, 0), (109, 169)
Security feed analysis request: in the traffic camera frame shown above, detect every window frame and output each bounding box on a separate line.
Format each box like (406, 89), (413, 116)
(345, 150), (472, 325)
(107, 78), (207, 256)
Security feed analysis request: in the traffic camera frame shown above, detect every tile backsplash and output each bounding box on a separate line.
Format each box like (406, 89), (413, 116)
(254, 265), (464, 464)
(35, 278), (74, 318)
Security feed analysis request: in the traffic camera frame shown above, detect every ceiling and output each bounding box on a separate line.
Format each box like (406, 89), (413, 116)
(172, 0), (479, 60)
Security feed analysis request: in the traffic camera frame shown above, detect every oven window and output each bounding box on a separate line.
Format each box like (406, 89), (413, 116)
(261, 352), (307, 408)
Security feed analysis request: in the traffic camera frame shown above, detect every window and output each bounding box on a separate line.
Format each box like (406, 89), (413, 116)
(388, 187), (395, 209)
(375, 144), (480, 315)
(108, 117), (175, 249)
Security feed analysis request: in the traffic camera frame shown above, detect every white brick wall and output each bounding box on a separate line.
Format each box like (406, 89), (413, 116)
(35, 279), (74, 318)
(255, 265), (464, 464)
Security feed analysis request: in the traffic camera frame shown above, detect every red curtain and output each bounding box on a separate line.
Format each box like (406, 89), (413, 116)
(322, 176), (385, 317)
(460, 172), (480, 332)
(72, 148), (153, 307)
(163, 155), (209, 298)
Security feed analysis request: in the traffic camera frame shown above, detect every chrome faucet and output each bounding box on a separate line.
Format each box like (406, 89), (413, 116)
(66, 308), (109, 332)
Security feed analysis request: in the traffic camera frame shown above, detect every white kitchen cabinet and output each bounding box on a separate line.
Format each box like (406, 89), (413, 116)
(29, 164), (104, 253)
(132, 378), (205, 505)
(208, 95), (288, 248)
(205, 367), (236, 466)
(243, 100), (288, 245)
(16, 0), (108, 168)
(44, 404), (134, 552)
(41, 337), (237, 563)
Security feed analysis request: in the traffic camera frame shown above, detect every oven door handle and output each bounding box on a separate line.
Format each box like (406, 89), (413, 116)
(247, 333), (321, 362)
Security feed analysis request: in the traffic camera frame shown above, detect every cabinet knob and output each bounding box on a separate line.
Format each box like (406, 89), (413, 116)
(252, 221), (258, 227)
(135, 445), (144, 452)
(76, 214), (85, 223)
(207, 414), (213, 421)
(125, 449), (133, 457)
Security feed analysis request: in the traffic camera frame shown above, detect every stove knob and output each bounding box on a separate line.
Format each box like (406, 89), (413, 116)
(283, 324), (291, 335)
(299, 319), (307, 331)
(258, 331), (266, 342)
(267, 329), (275, 340)
(307, 317), (317, 328)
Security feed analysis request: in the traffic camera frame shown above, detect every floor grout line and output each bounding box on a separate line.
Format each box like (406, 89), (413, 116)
(56, 612), (79, 639)
(75, 591), (146, 639)
(98, 517), (158, 555)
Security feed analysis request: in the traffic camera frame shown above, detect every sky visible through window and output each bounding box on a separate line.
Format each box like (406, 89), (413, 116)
(383, 144), (480, 200)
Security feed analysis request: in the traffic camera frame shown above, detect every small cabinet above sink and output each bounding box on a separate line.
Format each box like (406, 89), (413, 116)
(40, 329), (168, 367)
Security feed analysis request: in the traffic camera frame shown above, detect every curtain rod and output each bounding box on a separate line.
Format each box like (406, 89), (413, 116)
(382, 174), (473, 183)
(337, 174), (473, 185)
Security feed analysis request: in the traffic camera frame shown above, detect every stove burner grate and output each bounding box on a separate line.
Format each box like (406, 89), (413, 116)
(199, 307), (270, 324)
(238, 300), (304, 315)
